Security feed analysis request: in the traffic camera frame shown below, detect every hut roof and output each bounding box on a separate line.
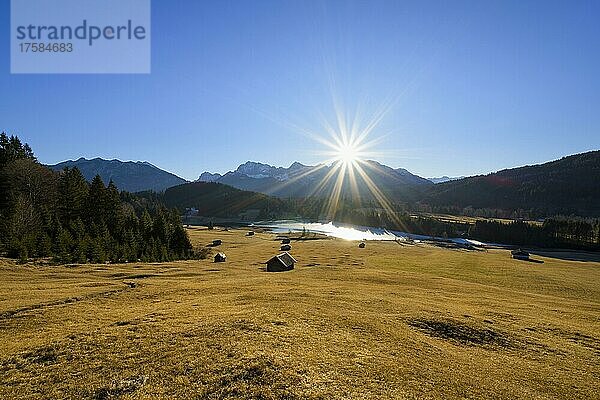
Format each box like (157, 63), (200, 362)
(268, 252), (297, 269)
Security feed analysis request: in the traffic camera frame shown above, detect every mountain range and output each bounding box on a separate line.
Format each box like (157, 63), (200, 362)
(48, 150), (600, 217)
(49, 157), (188, 193)
(198, 160), (431, 200)
(428, 176), (465, 184)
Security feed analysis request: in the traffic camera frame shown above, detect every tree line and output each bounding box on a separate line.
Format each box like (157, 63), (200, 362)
(286, 196), (600, 249)
(286, 197), (470, 237)
(0, 133), (197, 263)
(3, 132), (598, 256)
(470, 218), (600, 250)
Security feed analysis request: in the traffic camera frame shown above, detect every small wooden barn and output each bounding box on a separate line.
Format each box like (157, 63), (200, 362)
(511, 249), (530, 260)
(280, 244), (292, 251)
(266, 252), (296, 272)
(214, 253), (227, 262)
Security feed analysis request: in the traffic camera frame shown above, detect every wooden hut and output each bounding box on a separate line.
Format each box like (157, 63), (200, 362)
(511, 249), (530, 260)
(281, 238), (291, 244)
(214, 253), (226, 262)
(266, 252), (296, 272)
(280, 244), (292, 251)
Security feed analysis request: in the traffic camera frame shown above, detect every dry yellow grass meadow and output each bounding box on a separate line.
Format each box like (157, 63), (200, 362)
(1, 227), (599, 399)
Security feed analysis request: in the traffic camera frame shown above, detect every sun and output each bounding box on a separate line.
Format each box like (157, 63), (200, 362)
(250, 94), (405, 228)
(335, 142), (361, 165)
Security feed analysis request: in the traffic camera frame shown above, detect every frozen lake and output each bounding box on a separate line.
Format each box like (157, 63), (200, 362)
(254, 220), (491, 247)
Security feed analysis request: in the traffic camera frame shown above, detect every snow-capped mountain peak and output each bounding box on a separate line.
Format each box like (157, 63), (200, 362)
(196, 160), (431, 198)
(234, 161), (290, 181)
(198, 172), (222, 182)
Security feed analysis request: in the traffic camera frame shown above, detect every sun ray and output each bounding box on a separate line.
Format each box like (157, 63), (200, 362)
(306, 161), (343, 199)
(264, 163), (329, 196)
(346, 159), (363, 206)
(234, 74), (406, 232)
(324, 161), (347, 219)
(352, 161), (407, 232)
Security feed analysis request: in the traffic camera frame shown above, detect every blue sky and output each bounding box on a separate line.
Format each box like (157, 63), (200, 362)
(1, 0), (599, 180)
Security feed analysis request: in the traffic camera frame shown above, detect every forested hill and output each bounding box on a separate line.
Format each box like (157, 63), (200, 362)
(420, 150), (600, 217)
(150, 182), (290, 219)
(0, 133), (196, 263)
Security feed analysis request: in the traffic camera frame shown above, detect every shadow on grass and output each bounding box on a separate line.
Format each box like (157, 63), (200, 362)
(409, 318), (514, 348)
(92, 375), (147, 400)
(520, 258), (544, 264)
(529, 250), (600, 263)
(196, 355), (316, 400)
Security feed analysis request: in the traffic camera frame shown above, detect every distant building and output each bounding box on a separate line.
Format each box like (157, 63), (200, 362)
(214, 253), (227, 262)
(280, 244), (292, 251)
(212, 239), (222, 246)
(511, 249), (530, 260)
(281, 238), (291, 244)
(246, 231), (255, 236)
(266, 252), (296, 272)
(359, 242), (366, 248)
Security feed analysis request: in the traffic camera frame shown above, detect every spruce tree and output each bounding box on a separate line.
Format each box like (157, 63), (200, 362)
(58, 167), (89, 224)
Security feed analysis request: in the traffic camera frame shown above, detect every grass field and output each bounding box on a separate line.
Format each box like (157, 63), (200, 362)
(1, 227), (599, 399)
(412, 213), (544, 226)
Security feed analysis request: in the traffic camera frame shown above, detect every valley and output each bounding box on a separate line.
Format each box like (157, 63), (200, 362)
(0, 227), (598, 399)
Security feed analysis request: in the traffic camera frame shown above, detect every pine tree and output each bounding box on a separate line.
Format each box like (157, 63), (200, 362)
(55, 227), (73, 263)
(105, 180), (124, 234)
(58, 167), (89, 223)
(141, 209), (153, 240)
(87, 175), (107, 226)
(70, 218), (88, 263)
(36, 232), (53, 257)
(90, 236), (106, 263)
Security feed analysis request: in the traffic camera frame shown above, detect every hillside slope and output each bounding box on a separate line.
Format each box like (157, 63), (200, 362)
(159, 182), (289, 219)
(421, 150), (600, 216)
